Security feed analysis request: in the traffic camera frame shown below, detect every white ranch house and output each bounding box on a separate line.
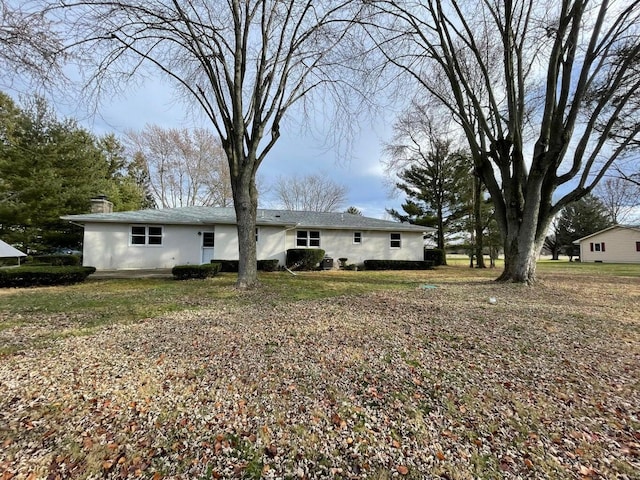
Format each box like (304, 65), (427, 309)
(573, 225), (640, 263)
(62, 205), (431, 270)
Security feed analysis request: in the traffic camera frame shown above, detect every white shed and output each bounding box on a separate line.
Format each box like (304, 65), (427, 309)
(0, 239), (27, 265)
(573, 225), (640, 263)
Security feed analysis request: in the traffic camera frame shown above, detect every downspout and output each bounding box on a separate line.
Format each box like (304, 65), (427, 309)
(283, 223), (300, 275)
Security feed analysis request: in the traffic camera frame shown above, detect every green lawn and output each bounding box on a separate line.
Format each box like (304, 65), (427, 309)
(536, 258), (640, 277)
(1, 261), (638, 356)
(446, 254), (640, 277)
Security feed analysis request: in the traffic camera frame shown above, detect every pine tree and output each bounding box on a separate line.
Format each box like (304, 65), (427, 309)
(0, 93), (152, 252)
(387, 141), (471, 265)
(556, 195), (614, 259)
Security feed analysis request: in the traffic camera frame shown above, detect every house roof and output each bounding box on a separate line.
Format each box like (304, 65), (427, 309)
(572, 224), (640, 244)
(0, 239), (27, 258)
(61, 207), (432, 233)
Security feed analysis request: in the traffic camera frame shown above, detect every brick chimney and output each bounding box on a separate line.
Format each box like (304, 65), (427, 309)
(90, 195), (113, 214)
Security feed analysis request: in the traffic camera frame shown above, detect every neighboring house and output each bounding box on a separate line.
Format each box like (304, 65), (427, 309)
(573, 225), (640, 263)
(61, 202), (431, 270)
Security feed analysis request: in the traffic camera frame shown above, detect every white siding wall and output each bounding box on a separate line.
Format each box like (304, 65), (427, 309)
(209, 225), (286, 263)
(82, 223), (425, 270)
(579, 228), (640, 263)
(285, 229), (424, 265)
(211, 224), (240, 260)
(256, 226), (288, 265)
(83, 223), (204, 269)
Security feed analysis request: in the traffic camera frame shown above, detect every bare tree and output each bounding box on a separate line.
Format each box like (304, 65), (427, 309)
(126, 125), (232, 208)
(596, 177), (639, 224)
(543, 216), (563, 261)
(383, 103), (472, 265)
(47, 0), (366, 288)
(366, 0), (640, 283)
(272, 173), (347, 212)
(0, 1), (65, 87)
(614, 163), (640, 188)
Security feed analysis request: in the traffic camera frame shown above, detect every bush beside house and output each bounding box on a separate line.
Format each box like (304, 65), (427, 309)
(215, 259), (279, 272)
(364, 260), (434, 270)
(286, 249), (326, 270)
(172, 263), (222, 280)
(0, 266), (96, 288)
(424, 249), (445, 266)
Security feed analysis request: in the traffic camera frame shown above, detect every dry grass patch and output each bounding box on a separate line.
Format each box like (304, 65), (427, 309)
(0, 269), (638, 479)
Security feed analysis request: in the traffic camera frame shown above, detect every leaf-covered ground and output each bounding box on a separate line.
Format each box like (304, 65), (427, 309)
(1, 273), (638, 479)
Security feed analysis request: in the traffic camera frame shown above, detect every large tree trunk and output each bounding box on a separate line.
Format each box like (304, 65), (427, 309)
(494, 176), (552, 284)
(473, 174), (486, 268)
(436, 204), (447, 265)
(231, 168), (259, 289)
(497, 230), (541, 283)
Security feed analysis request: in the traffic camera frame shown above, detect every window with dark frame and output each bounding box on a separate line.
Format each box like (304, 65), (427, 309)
(130, 225), (163, 246)
(390, 232), (401, 248)
(131, 226), (146, 245)
(148, 226), (163, 245)
(309, 230), (320, 247)
(296, 230), (321, 247)
(202, 232), (215, 247)
(636, 241), (640, 252)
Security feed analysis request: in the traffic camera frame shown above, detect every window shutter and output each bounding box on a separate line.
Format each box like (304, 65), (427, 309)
(601, 242), (605, 252)
(590, 242), (594, 251)
(636, 241), (640, 252)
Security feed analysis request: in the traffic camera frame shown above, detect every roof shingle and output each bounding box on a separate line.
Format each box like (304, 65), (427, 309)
(62, 207), (430, 232)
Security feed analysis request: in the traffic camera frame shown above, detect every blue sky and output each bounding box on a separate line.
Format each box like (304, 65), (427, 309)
(62, 80), (403, 220)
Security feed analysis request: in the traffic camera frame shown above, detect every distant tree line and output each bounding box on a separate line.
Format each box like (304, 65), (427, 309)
(125, 125), (233, 209)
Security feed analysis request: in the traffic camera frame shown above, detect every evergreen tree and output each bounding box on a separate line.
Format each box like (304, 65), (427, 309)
(98, 134), (156, 211)
(555, 195), (614, 259)
(0, 93), (151, 253)
(387, 141), (470, 265)
(345, 206), (362, 216)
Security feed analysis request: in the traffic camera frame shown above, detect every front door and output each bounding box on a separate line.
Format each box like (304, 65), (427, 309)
(201, 230), (215, 264)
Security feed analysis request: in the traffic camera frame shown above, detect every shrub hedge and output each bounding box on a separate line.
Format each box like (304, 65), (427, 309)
(217, 260), (239, 272)
(27, 254), (82, 266)
(215, 259), (280, 272)
(172, 263), (221, 280)
(363, 259), (434, 270)
(0, 266), (96, 288)
(258, 259), (279, 272)
(286, 249), (326, 270)
(424, 249), (446, 266)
